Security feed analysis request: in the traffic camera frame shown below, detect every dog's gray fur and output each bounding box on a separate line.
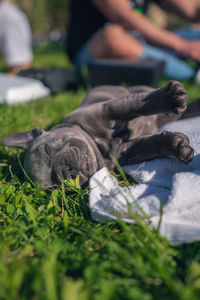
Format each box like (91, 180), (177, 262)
(3, 80), (200, 186)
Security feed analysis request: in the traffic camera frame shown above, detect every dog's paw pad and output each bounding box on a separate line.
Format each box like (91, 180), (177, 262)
(178, 146), (194, 163)
(170, 132), (194, 163)
(162, 131), (194, 163)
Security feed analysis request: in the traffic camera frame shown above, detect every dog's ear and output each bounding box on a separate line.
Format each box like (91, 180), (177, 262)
(2, 128), (44, 150)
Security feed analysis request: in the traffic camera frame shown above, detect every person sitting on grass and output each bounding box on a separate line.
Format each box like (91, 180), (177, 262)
(0, 0), (32, 75)
(67, 0), (200, 81)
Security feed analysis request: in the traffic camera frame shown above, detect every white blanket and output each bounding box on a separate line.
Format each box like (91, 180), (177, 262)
(89, 116), (200, 244)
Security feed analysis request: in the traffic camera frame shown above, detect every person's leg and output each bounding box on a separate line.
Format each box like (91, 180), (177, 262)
(173, 26), (200, 78)
(88, 24), (143, 59)
(74, 24), (143, 71)
(141, 43), (195, 80)
(74, 41), (95, 72)
(74, 23), (195, 80)
(174, 26), (200, 40)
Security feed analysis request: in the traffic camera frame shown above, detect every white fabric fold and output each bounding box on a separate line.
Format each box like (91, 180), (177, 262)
(89, 116), (200, 244)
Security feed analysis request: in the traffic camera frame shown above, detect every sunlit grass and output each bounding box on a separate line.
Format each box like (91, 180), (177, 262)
(1, 46), (200, 299)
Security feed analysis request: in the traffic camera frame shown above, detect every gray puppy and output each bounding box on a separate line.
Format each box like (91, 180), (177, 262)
(2, 80), (200, 186)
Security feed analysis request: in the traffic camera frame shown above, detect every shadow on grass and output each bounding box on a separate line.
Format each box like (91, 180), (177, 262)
(0, 149), (26, 183)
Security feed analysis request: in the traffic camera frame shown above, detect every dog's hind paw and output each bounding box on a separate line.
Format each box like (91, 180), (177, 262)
(161, 131), (194, 163)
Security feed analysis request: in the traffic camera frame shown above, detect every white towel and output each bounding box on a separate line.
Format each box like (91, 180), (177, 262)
(89, 116), (200, 244)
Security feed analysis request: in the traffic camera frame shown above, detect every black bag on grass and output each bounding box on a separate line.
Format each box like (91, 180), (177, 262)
(18, 67), (78, 94)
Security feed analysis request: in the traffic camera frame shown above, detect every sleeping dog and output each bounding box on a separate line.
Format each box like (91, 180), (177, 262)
(2, 80), (200, 186)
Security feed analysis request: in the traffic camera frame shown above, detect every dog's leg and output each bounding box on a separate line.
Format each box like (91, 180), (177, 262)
(157, 96), (200, 128)
(118, 131), (194, 165)
(103, 80), (187, 120)
(181, 97), (200, 119)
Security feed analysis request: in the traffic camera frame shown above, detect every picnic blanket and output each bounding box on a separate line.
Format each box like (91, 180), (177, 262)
(89, 116), (200, 244)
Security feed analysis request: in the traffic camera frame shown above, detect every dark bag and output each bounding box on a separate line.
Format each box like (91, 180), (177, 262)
(18, 67), (78, 94)
(87, 58), (165, 87)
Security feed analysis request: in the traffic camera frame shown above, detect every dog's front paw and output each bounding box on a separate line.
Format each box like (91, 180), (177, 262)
(160, 80), (188, 115)
(161, 131), (194, 163)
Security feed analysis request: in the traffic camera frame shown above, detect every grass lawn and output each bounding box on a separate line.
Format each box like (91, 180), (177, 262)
(1, 45), (200, 300)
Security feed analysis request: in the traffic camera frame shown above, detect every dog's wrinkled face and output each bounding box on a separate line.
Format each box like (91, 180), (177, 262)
(2, 127), (99, 186)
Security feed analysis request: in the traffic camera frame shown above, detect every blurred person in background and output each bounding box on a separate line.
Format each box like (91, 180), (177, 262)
(67, 0), (200, 81)
(0, 0), (32, 74)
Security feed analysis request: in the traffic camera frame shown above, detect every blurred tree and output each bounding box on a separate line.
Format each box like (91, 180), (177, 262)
(46, 0), (69, 30)
(14, 0), (70, 38)
(14, 0), (186, 40)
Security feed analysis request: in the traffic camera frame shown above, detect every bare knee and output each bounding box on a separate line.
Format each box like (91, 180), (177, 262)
(101, 25), (127, 53)
(89, 24), (125, 57)
(89, 24), (143, 58)
(102, 24), (125, 42)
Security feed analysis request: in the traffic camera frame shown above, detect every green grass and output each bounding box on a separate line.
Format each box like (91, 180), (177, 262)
(1, 46), (200, 300)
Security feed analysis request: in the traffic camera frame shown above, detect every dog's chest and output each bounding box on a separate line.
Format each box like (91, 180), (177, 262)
(94, 115), (158, 161)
